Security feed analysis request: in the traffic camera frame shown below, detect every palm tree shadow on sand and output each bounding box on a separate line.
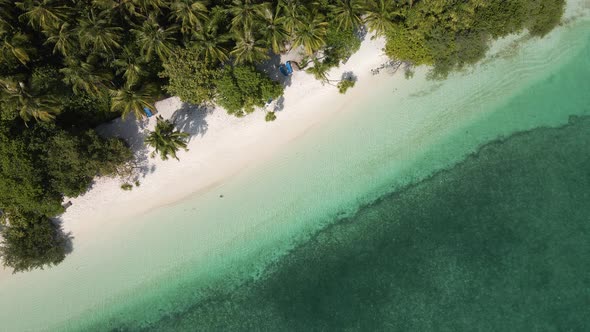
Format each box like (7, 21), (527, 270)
(97, 102), (215, 178)
(257, 53), (293, 87)
(170, 103), (213, 142)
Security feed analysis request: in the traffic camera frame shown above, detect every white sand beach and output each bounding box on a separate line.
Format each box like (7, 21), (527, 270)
(57, 35), (394, 243)
(1, 2), (589, 327)
(0, 34), (394, 279)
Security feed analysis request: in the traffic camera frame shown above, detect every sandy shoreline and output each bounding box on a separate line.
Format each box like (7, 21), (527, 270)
(1, 0), (588, 281)
(49, 0), (590, 236)
(0, 34), (399, 282)
(53, 36), (392, 239)
(0, 2), (588, 327)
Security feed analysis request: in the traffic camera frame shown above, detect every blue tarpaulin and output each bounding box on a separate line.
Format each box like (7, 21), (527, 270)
(143, 107), (154, 117)
(279, 61), (293, 76)
(285, 61), (293, 74)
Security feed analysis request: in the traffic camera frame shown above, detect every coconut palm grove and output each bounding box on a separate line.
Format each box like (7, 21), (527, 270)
(0, 0), (564, 272)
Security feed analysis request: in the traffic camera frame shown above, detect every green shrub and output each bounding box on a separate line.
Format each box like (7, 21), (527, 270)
(121, 183), (133, 191)
(385, 0), (565, 78)
(160, 48), (221, 105)
(216, 66), (284, 116)
(337, 80), (356, 94)
(0, 212), (69, 273)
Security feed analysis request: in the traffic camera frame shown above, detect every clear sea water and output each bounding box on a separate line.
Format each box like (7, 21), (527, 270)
(0, 5), (589, 331)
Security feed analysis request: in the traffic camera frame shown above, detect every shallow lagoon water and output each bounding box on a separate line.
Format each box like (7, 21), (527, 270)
(0, 7), (589, 332)
(147, 115), (590, 332)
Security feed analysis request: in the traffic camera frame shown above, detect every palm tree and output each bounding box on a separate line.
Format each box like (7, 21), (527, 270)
(145, 116), (189, 161)
(132, 0), (166, 15)
(168, 0), (208, 34)
(14, 92), (61, 122)
(230, 30), (269, 64)
(44, 22), (76, 57)
(278, 0), (304, 34)
(259, 5), (289, 54)
(110, 82), (156, 119)
(15, 0), (69, 31)
(132, 15), (178, 62)
(77, 10), (123, 55)
(189, 21), (229, 64)
(94, 0), (166, 16)
(228, 0), (268, 35)
(112, 46), (146, 85)
(364, 0), (399, 36)
(0, 32), (35, 65)
(330, 0), (365, 30)
(60, 56), (113, 97)
(291, 12), (328, 55)
(0, 77), (61, 122)
(0, 0), (16, 34)
(305, 59), (331, 83)
(91, 0), (139, 19)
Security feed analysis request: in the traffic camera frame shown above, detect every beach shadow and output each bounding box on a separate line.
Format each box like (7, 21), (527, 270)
(170, 103), (213, 141)
(98, 115), (154, 178)
(355, 25), (368, 42)
(273, 96), (285, 112)
(257, 53), (293, 88)
(342, 71), (358, 82)
(52, 217), (74, 256)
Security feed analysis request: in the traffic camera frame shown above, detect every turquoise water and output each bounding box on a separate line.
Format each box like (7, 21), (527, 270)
(87, 17), (590, 332)
(0, 6), (589, 331)
(143, 116), (590, 331)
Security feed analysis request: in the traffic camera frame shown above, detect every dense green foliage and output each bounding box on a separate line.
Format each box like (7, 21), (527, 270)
(160, 48), (221, 105)
(0, 121), (131, 272)
(2, 0), (564, 118)
(0, 123), (132, 216)
(145, 115), (189, 160)
(265, 111), (277, 122)
(160, 49), (283, 113)
(216, 65), (283, 116)
(337, 79), (355, 94)
(384, 0), (566, 78)
(0, 211), (68, 273)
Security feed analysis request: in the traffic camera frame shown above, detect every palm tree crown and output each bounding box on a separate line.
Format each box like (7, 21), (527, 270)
(169, 0), (208, 34)
(228, 0), (268, 35)
(258, 5), (289, 54)
(60, 56), (113, 97)
(112, 46), (147, 86)
(132, 15), (178, 62)
(365, 0), (399, 36)
(0, 77), (61, 122)
(0, 31), (35, 65)
(231, 30), (269, 64)
(110, 82), (156, 119)
(44, 22), (76, 57)
(77, 10), (123, 55)
(16, 0), (69, 31)
(291, 12), (328, 55)
(145, 115), (189, 161)
(331, 0), (365, 30)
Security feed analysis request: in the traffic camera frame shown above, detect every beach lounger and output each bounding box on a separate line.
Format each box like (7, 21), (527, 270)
(285, 61), (293, 74)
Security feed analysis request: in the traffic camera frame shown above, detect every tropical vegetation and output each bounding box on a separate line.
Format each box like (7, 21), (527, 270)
(338, 79), (355, 94)
(0, 0), (565, 272)
(145, 115), (189, 161)
(265, 111), (276, 122)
